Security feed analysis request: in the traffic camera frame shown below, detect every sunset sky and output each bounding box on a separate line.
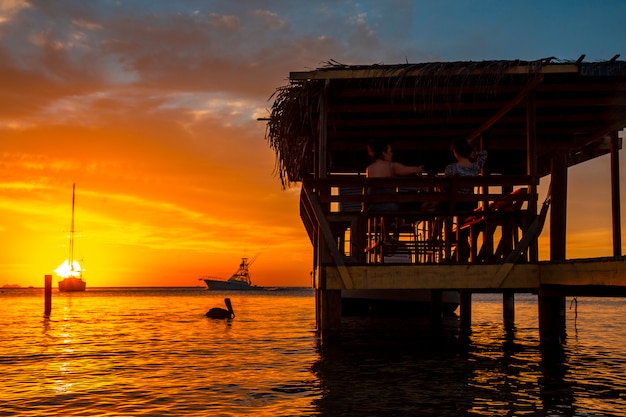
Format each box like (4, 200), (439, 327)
(1, 1), (625, 288)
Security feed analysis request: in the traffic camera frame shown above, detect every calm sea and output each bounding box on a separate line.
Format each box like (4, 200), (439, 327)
(1, 287), (626, 416)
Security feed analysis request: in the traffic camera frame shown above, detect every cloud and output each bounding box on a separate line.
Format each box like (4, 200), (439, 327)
(0, 1), (410, 105)
(208, 13), (240, 31)
(0, 0), (30, 24)
(253, 9), (287, 30)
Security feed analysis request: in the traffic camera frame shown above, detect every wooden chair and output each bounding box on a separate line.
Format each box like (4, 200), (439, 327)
(460, 188), (529, 263)
(364, 211), (417, 264)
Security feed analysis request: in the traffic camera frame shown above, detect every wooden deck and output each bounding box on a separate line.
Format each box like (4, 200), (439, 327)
(301, 173), (626, 344)
(320, 257), (626, 293)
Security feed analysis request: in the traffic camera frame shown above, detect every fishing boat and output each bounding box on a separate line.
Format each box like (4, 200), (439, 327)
(56, 183), (86, 292)
(200, 257), (261, 291)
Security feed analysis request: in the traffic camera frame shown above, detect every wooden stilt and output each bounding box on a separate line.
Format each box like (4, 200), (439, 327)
(559, 295), (566, 334)
(550, 151), (568, 262)
(430, 289), (443, 326)
(44, 274), (52, 317)
(526, 91), (539, 262)
(315, 288), (321, 332)
(503, 291), (515, 328)
(610, 131), (622, 259)
(538, 292), (566, 347)
(319, 289), (341, 342)
(460, 290), (472, 336)
(539, 151), (568, 345)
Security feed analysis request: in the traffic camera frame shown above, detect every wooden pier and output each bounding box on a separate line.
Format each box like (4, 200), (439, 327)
(265, 57), (626, 346)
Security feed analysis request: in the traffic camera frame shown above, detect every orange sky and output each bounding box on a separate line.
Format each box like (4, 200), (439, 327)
(1, 1), (624, 288)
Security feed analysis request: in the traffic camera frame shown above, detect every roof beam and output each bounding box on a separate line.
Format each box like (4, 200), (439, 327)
(467, 76), (544, 144)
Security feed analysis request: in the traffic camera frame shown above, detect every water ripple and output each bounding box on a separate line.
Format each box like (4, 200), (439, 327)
(2, 290), (626, 415)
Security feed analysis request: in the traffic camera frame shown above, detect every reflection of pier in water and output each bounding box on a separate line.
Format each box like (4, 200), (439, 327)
(265, 57), (626, 346)
(312, 312), (576, 416)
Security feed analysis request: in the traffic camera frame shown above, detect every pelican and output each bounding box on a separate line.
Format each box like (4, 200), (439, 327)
(205, 298), (235, 319)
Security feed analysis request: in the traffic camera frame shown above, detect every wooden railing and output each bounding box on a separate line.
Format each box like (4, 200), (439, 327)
(300, 175), (537, 266)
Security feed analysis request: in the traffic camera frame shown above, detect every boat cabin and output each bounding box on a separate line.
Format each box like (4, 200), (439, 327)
(265, 57), (626, 342)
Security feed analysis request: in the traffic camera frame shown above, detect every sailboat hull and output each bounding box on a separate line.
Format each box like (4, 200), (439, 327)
(58, 277), (86, 292)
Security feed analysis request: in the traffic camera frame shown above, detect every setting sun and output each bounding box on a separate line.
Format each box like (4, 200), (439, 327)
(54, 260), (83, 279)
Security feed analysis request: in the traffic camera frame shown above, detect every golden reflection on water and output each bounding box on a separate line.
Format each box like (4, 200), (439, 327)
(3, 289), (626, 415)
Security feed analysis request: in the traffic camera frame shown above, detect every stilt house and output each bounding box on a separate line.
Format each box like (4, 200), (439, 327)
(265, 57), (626, 344)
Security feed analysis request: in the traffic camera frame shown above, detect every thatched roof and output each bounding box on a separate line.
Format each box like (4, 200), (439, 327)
(266, 57), (626, 188)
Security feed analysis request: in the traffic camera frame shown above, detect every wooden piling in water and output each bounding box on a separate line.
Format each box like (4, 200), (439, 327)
(503, 291), (515, 327)
(319, 289), (341, 341)
(538, 291), (566, 346)
(538, 151), (568, 346)
(430, 289), (443, 325)
(44, 274), (52, 316)
(460, 291), (472, 336)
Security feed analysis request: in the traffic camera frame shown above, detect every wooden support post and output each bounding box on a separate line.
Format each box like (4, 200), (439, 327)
(540, 151), (568, 345)
(315, 288), (321, 332)
(44, 274), (52, 317)
(538, 291), (566, 347)
(460, 290), (472, 336)
(526, 91), (539, 262)
(610, 131), (622, 259)
(319, 289), (341, 342)
(550, 151), (568, 261)
(503, 291), (515, 328)
(430, 289), (443, 326)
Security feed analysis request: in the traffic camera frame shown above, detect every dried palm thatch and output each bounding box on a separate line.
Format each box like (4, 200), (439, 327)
(265, 58), (553, 188)
(265, 79), (321, 189)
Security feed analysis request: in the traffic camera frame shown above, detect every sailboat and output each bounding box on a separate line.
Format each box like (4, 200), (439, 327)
(200, 256), (261, 290)
(56, 183), (86, 292)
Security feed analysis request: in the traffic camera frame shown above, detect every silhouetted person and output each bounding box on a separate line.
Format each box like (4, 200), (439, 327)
(366, 139), (424, 242)
(445, 139), (487, 261)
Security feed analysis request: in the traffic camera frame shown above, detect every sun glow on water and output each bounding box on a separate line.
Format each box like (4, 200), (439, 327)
(54, 260), (83, 278)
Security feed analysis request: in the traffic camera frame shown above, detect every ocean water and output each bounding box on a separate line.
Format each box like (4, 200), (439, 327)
(1, 287), (626, 416)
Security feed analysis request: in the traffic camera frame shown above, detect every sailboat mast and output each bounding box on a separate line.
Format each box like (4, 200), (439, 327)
(69, 183), (75, 271)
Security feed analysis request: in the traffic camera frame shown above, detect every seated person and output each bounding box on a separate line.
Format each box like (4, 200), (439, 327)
(366, 139), (424, 240)
(444, 138), (488, 261)
(445, 138), (488, 209)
